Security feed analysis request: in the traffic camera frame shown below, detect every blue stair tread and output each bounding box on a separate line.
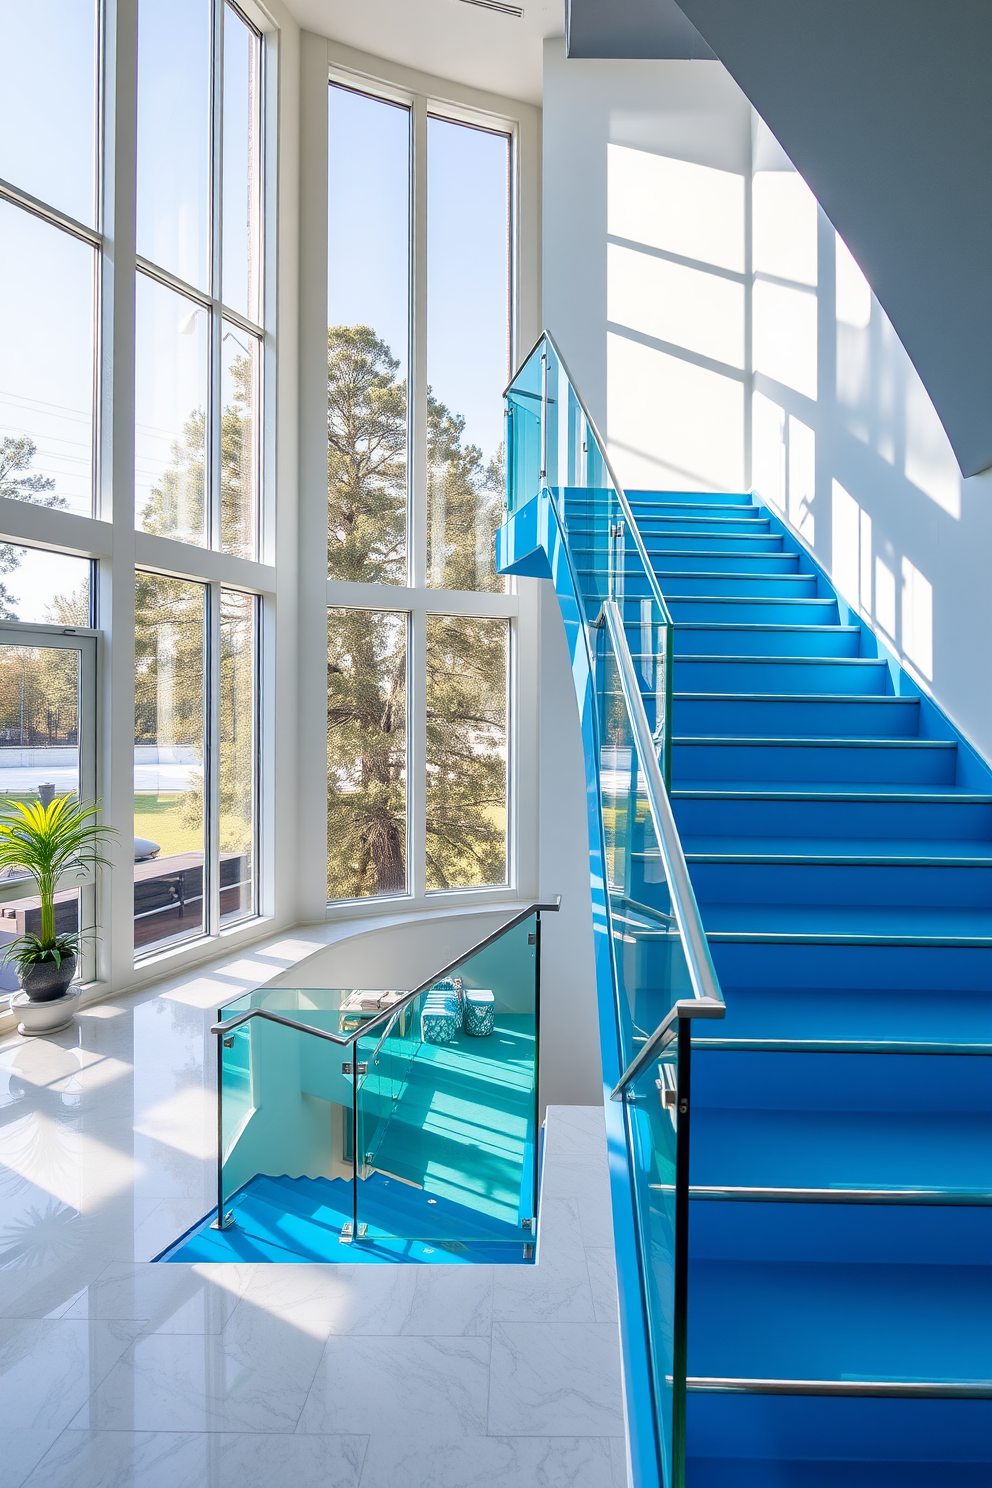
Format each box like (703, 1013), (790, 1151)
(688, 1258), (992, 1382)
(698, 902), (992, 939)
(673, 783), (986, 800)
(693, 985), (992, 1046)
(682, 836), (992, 863)
(691, 1108), (992, 1191)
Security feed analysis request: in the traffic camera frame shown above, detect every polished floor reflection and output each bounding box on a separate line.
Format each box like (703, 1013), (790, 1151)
(0, 966), (626, 1488)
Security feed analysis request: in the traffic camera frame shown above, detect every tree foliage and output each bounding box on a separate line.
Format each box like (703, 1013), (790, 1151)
(0, 437), (70, 620)
(326, 325), (508, 899)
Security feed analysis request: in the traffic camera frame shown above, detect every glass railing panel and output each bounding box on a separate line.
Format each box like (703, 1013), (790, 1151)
(354, 913), (540, 1255)
(597, 624), (694, 1069)
(624, 1024), (684, 1488)
(216, 1009), (357, 1239)
(505, 340), (544, 516)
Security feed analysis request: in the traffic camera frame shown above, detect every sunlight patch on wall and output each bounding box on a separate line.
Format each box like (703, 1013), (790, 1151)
(902, 557), (934, 679)
(753, 393), (814, 541)
(754, 279), (817, 400)
(787, 414), (815, 543)
(607, 332), (744, 492)
(835, 235), (871, 328)
(607, 242), (744, 369)
(875, 556), (897, 642)
(752, 392), (786, 511)
(904, 372), (962, 519)
(831, 480), (860, 609)
(753, 170), (818, 287)
(607, 144), (744, 272)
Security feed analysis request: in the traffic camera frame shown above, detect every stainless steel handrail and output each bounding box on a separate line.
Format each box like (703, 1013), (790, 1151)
(211, 898), (561, 1046)
(505, 331), (674, 630)
(597, 599), (724, 1100)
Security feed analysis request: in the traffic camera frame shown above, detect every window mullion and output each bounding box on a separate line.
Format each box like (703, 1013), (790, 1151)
(408, 607), (427, 901)
(207, 580), (222, 935)
(410, 93), (428, 592)
(210, 0), (225, 552)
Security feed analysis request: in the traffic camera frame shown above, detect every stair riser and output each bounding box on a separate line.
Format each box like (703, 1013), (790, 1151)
(659, 574), (819, 597)
(672, 741), (956, 785)
(673, 796), (992, 841)
(673, 627), (862, 658)
(692, 982), (992, 1047)
(626, 488), (756, 507)
(569, 520), (775, 539)
(687, 1396), (992, 1476)
(688, 1201), (992, 1265)
(691, 1049), (992, 1114)
(674, 659), (889, 695)
(686, 859), (992, 909)
(653, 552), (800, 573)
(674, 696), (919, 738)
(709, 938), (992, 994)
(667, 598), (839, 624)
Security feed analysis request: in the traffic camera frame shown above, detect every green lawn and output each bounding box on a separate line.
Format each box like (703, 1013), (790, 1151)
(134, 794), (202, 857)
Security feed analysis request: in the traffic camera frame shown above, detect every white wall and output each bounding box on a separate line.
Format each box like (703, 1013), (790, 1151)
(543, 41), (751, 494)
(542, 40), (992, 765)
(748, 118), (992, 760)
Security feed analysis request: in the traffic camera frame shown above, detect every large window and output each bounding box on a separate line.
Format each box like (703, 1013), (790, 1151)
(0, 0), (271, 999)
(136, 0), (263, 558)
(325, 75), (516, 907)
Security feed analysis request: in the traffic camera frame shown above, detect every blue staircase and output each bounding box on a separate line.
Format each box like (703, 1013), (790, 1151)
(568, 486), (992, 1484)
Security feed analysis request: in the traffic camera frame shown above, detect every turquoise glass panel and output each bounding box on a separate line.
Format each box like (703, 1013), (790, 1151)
(354, 915), (539, 1253)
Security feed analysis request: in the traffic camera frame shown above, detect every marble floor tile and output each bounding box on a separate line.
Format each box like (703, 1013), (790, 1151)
(320, 1260), (494, 1337)
(298, 1335), (491, 1440)
(542, 1106), (607, 1161)
(60, 1261), (246, 1334)
(539, 1151), (611, 1199)
(574, 1193), (617, 1249)
(610, 1435), (632, 1488)
(73, 1305), (326, 1434)
(585, 1245), (619, 1322)
(23, 1430), (369, 1488)
(488, 1321), (625, 1437)
(494, 1201), (595, 1323)
(0, 1318), (141, 1436)
(2, 1428), (66, 1488)
(358, 1433), (620, 1488)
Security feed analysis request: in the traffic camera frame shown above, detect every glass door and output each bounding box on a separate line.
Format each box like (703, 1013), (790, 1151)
(0, 623), (98, 992)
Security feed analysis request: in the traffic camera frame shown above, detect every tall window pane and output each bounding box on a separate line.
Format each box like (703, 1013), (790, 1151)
(0, 0), (99, 225)
(427, 118), (510, 593)
(0, 546), (91, 627)
(219, 589), (257, 925)
(135, 274), (208, 546)
(222, 3), (262, 322)
(0, 202), (96, 517)
(137, 0), (211, 291)
(426, 615), (508, 889)
(327, 86), (410, 584)
(327, 609), (407, 901)
(220, 322), (259, 557)
(134, 575), (206, 953)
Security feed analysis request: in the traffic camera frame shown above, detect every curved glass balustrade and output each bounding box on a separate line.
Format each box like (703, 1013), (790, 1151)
(209, 903), (553, 1261)
(499, 333), (726, 1488)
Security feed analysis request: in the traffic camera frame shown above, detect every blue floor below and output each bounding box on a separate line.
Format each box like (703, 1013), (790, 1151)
(158, 1169), (534, 1264)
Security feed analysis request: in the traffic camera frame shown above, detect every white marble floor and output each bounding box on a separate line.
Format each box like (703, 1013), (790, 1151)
(0, 972), (628, 1487)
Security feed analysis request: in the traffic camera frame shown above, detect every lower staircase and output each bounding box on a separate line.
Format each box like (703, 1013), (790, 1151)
(568, 485), (992, 1484)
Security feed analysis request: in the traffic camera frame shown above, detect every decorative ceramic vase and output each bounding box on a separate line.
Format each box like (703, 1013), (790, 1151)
(19, 954), (77, 1003)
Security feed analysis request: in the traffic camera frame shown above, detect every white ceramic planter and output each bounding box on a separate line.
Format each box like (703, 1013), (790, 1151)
(13, 987), (80, 1037)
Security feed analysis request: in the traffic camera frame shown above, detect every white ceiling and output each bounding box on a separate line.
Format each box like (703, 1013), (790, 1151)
(284, 0), (563, 105)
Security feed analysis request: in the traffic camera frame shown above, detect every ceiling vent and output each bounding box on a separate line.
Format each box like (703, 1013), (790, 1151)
(459, 0), (524, 16)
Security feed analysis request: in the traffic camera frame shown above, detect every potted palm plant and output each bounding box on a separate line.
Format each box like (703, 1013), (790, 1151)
(0, 797), (115, 1027)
